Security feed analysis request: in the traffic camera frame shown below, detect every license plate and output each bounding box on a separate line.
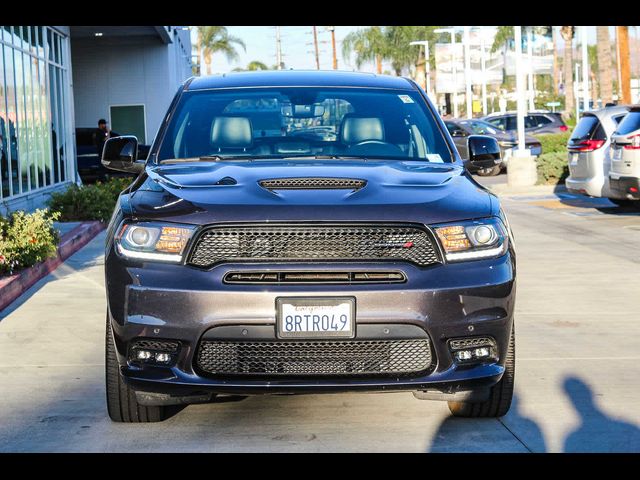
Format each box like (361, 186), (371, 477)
(570, 153), (579, 165)
(276, 297), (355, 338)
(612, 148), (622, 160)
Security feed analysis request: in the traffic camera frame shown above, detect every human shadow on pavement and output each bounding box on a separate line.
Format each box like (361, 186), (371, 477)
(428, 395), (546, 452)
(562, 376), (640, 453)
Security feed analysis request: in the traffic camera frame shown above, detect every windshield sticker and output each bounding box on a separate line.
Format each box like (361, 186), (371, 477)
(398, 94), (414, 103)
(426, 154), (444, 163)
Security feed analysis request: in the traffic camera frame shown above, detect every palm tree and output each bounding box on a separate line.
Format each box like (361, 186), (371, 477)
(196, 26), (246, 75)
(560, 26), (575, 117)
(232, 60), (269, 72)
(552, 27), (560, 95)
(617, 26), (631, 104)
(341, 26), (387, 74)
(596, 26), (613, 105)
(587, 45), (599, 106)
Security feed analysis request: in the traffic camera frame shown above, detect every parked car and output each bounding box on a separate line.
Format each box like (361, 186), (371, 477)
(609, 105), (640, 206)
(101, 71), (516, 423)
(566, 106), (630, 204)
(482, 111), (568, 135)
(75, 127), (149, 183)
(444, 118), (542, 176)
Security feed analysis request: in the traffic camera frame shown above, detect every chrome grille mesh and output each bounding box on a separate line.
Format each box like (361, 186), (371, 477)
(196, 338), (432, 376)
(188, 225), (441, 268)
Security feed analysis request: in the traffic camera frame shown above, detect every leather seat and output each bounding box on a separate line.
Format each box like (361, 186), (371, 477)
(340, 115), (385, 145)
(210, 116), (270, 155)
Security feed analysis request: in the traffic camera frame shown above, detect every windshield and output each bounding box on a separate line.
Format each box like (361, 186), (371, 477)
(459, 120), (501, 135)
(156, 87), (452, 163)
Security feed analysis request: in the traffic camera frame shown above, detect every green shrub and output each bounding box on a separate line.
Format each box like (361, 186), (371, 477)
(534, 132), (571, 154)
(536, 152), (569, 185)
(48, 177), (132, 222)
(0, 209), (60, 275)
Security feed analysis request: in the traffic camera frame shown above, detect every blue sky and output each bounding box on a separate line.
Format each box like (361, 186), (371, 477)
(192, 26), (627, 74)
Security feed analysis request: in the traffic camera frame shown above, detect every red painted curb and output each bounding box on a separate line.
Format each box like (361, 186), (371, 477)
(0, 221), (106, 312)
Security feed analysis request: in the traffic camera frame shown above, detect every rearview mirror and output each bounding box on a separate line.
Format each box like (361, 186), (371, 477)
(281, 103), (325, 118)
(101, 136), (144, 173)
(467, 135), (501, 168)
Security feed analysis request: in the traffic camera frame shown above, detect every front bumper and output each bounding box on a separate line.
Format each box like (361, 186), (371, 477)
(106, 250), (516, 401)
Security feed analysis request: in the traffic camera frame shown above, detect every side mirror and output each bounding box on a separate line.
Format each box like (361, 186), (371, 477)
(467, 135), (501, 168)
(101, 136), (144, 173)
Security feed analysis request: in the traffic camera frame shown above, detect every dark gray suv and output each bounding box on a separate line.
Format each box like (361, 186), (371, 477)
(482, 111), (568, 135)
(101, 71), (516, 423)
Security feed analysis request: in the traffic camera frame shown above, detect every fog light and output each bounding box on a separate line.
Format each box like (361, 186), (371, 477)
(136, 350), (152, 360)
(155, 352), (171, 363)
(454, 350), (473, 361)
(449, 336), (498, 364)
(474, 347), (490, 358)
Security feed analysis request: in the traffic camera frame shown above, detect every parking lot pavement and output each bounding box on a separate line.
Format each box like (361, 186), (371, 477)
(1, 193), (640, 452)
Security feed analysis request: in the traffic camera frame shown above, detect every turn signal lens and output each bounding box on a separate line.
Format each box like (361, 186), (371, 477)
(433, 218), (508, 262)
(116, 221), (196, 262)
(434, 225), (471, 252)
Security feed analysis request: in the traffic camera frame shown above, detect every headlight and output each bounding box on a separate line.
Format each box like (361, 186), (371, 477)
(115, 221), (196, 262)
(498, 140), (517, 148)
(433, 217), (508, 262)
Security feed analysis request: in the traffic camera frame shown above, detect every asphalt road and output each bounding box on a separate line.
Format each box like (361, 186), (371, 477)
(1, 183), (639, 452)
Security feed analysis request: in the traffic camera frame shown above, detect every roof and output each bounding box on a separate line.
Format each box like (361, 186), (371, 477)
(585, 105), (631, 119)
(186, 70), (416, 91)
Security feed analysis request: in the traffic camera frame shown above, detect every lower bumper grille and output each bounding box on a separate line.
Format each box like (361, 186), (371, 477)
(196, 338), (432, 377)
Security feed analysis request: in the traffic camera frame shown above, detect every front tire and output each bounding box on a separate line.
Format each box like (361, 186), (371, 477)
(105, 313), (169, 422)
(476, 165), (502, 177)
(448, 326), (515, 418)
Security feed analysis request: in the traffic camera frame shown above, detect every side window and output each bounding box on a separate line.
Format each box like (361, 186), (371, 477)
(535, 115), (553, 125)
(506, 116), (518, 130)
(613, 114), (626, 125)
(486, 117), (505, 130)
(524, 115), (538, 129)
(444, 122), (457, 135)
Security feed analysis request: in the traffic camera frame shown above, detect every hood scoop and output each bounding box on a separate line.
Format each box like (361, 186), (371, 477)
(259, 177), (367, 191)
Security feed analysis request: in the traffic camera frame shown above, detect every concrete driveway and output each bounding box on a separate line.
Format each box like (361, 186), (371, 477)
(1, 189), (639, 452)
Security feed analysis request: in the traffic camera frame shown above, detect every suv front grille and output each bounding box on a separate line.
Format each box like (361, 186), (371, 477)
(187, 225), (441, 268)
(196, 338), (432, 376)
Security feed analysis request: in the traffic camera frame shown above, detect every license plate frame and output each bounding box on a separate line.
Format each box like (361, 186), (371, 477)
(276, 296), (356, 339)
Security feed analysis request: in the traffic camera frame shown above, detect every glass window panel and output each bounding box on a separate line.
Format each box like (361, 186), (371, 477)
(54, 34), (61, 65)
(49, 63), (58, 183)
(20, 26), (29, 52)
(29, 27), (37, 55)
(0, 44), (8, 198)
(21, 51), (37, 190)
(4, 44), (19, 195)
(46, 28), (54, 62)
(37, 59), (51, 186)
(37, 27), (45, 59)
(55, 67), (66, 182)
(13, 48), (28, 193)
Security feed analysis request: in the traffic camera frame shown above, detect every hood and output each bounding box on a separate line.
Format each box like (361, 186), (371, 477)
(127, 159), (495, 226)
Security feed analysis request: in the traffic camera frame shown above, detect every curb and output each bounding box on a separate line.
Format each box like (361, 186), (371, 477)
(0, 221), (106, 312)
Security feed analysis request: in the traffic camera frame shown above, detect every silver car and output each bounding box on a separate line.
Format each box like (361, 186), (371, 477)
(609, 106), (640, 205)
(566, 106), (629, 204)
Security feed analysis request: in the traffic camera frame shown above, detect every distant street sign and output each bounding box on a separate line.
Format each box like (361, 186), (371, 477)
(545, 101), (561, 113)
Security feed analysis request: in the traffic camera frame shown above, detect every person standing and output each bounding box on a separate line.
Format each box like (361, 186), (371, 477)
(93, 118), (119, 157)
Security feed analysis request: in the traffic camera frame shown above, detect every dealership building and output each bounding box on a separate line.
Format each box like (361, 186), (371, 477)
(0, 26), (193, 214)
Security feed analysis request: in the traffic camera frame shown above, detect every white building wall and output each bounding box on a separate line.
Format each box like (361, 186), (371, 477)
(70, 34), (191, 144)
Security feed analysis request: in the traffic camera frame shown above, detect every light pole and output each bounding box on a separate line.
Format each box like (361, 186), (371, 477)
(434, 28), (458, 118)
(575, 63), (581, 120)
(514, 26), (527, 155)
(409, 40), (431, 97)
(479, 26), (488, 116)
(463, 26), (472, 118)
(527, 26), (535, 111)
